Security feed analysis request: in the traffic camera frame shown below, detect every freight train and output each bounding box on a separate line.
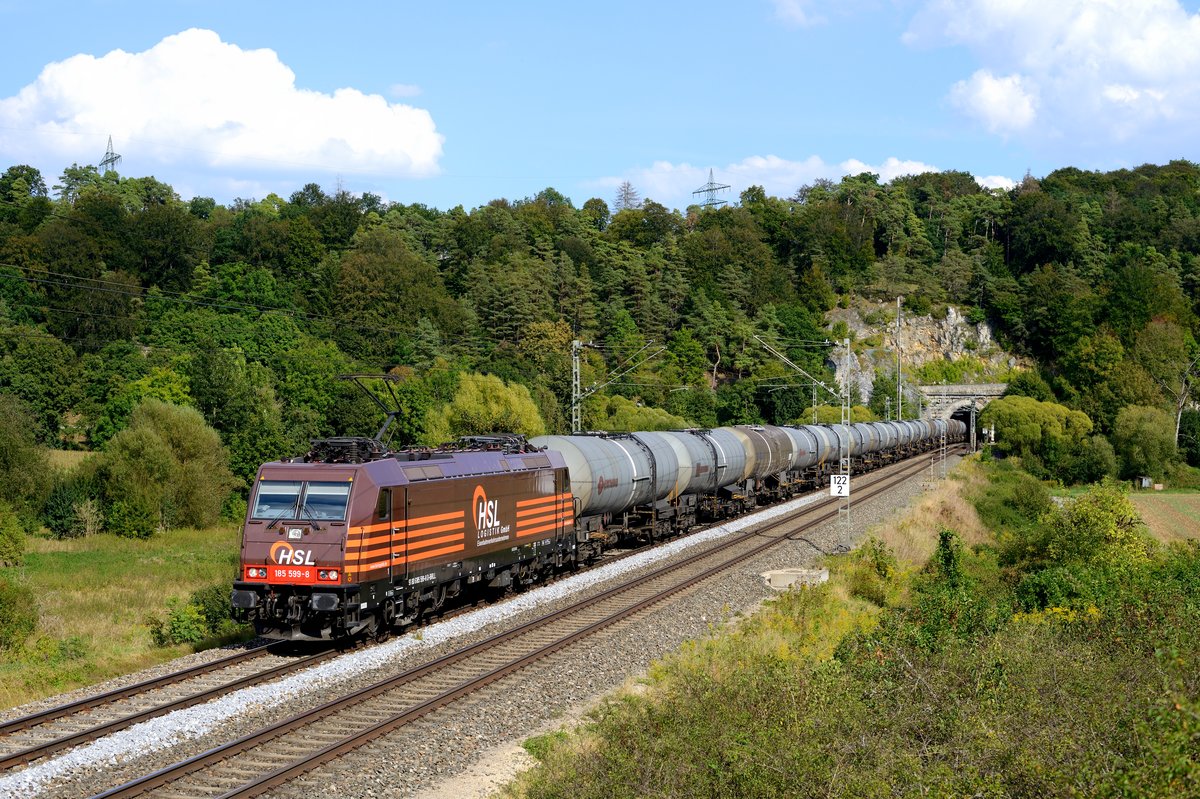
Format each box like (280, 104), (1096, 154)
(231, 419), (966, 641)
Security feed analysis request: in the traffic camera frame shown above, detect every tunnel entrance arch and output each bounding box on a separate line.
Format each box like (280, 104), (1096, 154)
(917, 384), (1007, 450)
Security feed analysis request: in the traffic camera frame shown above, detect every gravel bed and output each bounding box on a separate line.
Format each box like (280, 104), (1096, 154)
(11, 456), (957, 799)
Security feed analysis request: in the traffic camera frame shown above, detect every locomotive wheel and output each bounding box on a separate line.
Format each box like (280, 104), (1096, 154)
(373, 618), (391, 643)
(374, 600), (396, 643)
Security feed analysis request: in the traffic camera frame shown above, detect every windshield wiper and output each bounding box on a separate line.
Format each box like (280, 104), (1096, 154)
(266, 503), (299, 530)
(297, 502), (325, 532)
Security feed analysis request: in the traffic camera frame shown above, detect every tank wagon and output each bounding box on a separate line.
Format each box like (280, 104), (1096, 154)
(233, 420), (965, 641)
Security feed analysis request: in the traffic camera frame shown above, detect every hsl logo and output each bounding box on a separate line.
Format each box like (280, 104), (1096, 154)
(270, 541), (316, 566)
(472, 484), (510, 541)
(473, 485), (499, 531)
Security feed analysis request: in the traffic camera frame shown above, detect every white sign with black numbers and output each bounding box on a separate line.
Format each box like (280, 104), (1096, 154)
(830, 474), (850, 496)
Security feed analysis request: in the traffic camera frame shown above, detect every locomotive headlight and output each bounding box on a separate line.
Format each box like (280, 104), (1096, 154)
(318, 569), (340, 581)
(247, 567), (267, 578)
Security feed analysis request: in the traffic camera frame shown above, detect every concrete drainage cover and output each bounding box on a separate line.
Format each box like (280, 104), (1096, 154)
(761, 568), (829, 591)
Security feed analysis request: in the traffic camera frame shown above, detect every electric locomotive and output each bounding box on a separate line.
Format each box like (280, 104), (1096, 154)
(231, 436), (574, 641)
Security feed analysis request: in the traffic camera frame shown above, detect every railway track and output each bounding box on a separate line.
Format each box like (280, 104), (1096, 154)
(89, 450), (954, 799)
(0, 645), (340, 772)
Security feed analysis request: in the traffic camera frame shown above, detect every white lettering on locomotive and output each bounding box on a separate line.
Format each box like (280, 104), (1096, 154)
(472, 484), (511, 544)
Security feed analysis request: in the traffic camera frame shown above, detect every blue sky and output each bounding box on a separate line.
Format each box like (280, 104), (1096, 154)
(2, 1), (1200, 211)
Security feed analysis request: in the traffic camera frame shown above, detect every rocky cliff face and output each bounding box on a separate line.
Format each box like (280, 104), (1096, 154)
(826, 303), (1024, 405)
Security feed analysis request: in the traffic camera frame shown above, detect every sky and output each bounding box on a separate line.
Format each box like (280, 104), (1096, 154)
(2, 0), (1200, 212)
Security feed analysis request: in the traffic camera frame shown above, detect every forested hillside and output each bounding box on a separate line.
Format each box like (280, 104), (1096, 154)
(1, 160), (1199, 538)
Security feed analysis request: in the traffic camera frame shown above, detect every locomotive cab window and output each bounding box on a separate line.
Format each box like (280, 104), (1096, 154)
(251, 481), (301, 519)
(251, 480), (352, 521)
(300, 482), (352, 520)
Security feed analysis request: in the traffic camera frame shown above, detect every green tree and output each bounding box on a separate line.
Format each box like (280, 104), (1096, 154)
(1131, 318), (1200, 446)
(92, 367), (192, 447)
(99, 399), (236, 536)
(588, 394), (692, 432)
(1003, 369), (1055, 402)
(1111, 405), (1179, 480)
(979, 395), (1093, 477)
(0, 394), (53, 528)
(424, 373), (546, 444)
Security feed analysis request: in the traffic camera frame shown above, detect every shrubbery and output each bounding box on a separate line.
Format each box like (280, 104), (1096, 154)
(1112, 404), (1179, 480)
(505, 462), (1200, 799)
(0, 502), (25, 567)
(0, 576), (36, 650)
(0, 394), (53, 531)
(150, 583), (249, 646)
(97, 399), (237, 537)
(979, 395), (1094, 480)
(43, 473), (103, 539)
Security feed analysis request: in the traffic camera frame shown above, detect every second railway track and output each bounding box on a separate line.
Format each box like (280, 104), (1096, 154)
(82, 449), (956, 799)
(0, 646), (341, 772)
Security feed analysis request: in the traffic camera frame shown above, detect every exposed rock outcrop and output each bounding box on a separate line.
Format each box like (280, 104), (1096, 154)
(826, 303), (1024, 405)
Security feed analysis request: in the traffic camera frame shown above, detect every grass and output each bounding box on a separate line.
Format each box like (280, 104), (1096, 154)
(1131, 492), (1200, 545)
(0, 525), (245, 710)
(502, 459), (1200, 798)
(864, 460), (992, 565)
(45, 449), (91, 472)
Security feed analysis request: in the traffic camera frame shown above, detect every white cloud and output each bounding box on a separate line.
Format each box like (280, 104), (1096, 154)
(0, 29), (443, 180)
(976, 174), (1017, 191)
(389, 83), (423, 98)
(597, 154), (1008, 210)
(948, 70), (1038, 133)
(771, 0), (826, 27)
(839, 156), (940, 181)
(594, 155), (832, 208)
(906, 0), (1200, 148)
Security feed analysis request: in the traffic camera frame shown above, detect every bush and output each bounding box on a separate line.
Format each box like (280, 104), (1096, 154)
(151, 599), (207, 646)
(43, 479), (82, 539)
(106, 496), (158, 539)
(848, 536), (898, 606)
(0, 576), (37, 650)
(979, 395), (1093, 480)
(1112, 405), (1178, 480)
(903, 292), (932, 316)
(1043, 481), (1152, 569)
(0, 394), (54, 530)
(0, 502), (25, 567)
(1063, 434), (1118, 485)
(99, 399), (237, 535)
(150, 583), (247, 646)
(971, 461), (1053, 567)
(43, 474), (103, 539)
(190, 583), (238, 637)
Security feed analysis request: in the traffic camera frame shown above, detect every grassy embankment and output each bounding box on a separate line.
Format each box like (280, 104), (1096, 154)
(0, 524), (245, 710)
(505, 459), (1200, 798)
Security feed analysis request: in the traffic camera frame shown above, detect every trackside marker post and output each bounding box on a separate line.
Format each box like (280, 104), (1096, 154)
(830, 474), (849, 497)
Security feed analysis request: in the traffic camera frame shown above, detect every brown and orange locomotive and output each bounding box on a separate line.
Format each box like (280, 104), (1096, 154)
(233, 420), (965, 641)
